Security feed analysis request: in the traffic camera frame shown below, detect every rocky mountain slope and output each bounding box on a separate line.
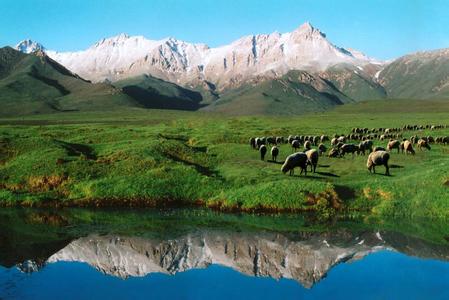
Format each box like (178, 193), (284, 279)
(378, 48), (449, 99)
(319, 63), (386, 101)
(16, 23), (380, 92)
(203, 70), (353, 115)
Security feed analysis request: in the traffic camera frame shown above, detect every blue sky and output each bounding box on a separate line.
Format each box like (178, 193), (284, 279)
(1, 0), (449, 60)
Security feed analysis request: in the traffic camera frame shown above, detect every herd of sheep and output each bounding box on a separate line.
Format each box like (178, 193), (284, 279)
(249, 124), (449, 177)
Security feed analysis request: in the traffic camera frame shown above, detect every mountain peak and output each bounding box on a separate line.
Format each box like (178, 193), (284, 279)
(93, 33), (133, 48)
(293, 22), (326, 38)
(116, 33), (130, 40)
(300, 21), (314, 30)
(15, 39), (45, 54)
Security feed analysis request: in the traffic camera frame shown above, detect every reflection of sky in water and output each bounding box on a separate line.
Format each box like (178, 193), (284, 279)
(1, 251), (449, 300)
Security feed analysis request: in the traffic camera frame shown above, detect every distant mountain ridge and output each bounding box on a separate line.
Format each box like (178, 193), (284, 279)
(5, 23), (449, 116)
(378, 48), (449, 99)
(15, 22), (382, 91)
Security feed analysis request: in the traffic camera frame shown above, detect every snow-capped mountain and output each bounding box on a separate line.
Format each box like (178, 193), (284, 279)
(15, 22), (382, 90)
(15, 39), (45, 54)
(47, 231), (389, 288)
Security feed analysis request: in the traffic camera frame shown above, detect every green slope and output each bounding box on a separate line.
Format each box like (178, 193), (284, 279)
(202, 70), (353, 115)
(320, 64), (387, 101)
(379, 49), (449, 99)
(114, 75), (205, 110)
(0, 47), (138, 117)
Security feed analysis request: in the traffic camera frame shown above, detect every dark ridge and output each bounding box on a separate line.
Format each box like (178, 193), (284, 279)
(162, 151), (219, 178)
(30, 66), (70, 96)
(320, 92), (345, 105)
(121, 85), (203, 111)
(53, 139), (97, 160)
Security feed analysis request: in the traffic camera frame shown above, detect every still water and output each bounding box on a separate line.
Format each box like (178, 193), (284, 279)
(0, 208), (448, 299)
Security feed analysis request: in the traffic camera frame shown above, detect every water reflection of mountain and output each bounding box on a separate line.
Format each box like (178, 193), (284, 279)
(40, 230), (447, 288)
(1, 208), (449, 288)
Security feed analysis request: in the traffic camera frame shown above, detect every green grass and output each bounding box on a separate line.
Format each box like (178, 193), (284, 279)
(0, 99), (448, 220)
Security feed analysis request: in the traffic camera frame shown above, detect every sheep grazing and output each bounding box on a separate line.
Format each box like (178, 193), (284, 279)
(417, 139), (431, 151)
(358, 140), (373, 155)
(367, 150), (390, 175)
(337, 136), (346, 143)
(336, 142), (344, 150)
(259, 145), (267, 161)
(320, 135), (329, 143)
(281, 152), (308, 176)
(276, 137), (283, 145)
(328, 148), (340, 158)
(271, 146), (279, 162)
(403, 140), (415, 155)
(372, 146), (386, 152)
(364, 140), (373, 150)
(387, 140), (400, 153)
(435, 136), (448, 144)
(291, 139), (300, 152)
(266, 137), (276, 145)
(250, 137), (256, 149)
(305, 149), (319, 173)
(340, 144), (359, 157)
(303, 140), (312, 150)
(255, 137), (265, 149)
(331, 138), (338, 146)
(318, 143), (327, 156)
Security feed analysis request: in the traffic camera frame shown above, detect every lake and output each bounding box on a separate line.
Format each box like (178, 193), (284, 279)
(0, 208), (448, 299)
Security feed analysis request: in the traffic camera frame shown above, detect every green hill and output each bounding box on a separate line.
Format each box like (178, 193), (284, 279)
(202, 70), (353, 115)
(0, 47), (138, 117)
(114, 75), (204, 110)
(379, 49), (449, 99)
(320, 64), (387, 101)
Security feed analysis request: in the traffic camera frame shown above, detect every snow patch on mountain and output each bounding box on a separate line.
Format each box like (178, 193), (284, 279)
(15, 39), (45, 54)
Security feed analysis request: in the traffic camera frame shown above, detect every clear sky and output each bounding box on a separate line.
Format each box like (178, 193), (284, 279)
(1, 0), (449, 60)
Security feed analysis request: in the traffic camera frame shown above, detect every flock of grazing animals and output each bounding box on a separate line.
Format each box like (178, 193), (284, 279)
(249, 124), (448, 177)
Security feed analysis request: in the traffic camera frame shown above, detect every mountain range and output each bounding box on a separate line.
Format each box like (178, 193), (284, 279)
(13, 229), (449, 289)
(1, 22), (449, 116)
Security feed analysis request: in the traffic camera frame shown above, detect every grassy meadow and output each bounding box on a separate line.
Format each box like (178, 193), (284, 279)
(0, 99), (448, 219)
